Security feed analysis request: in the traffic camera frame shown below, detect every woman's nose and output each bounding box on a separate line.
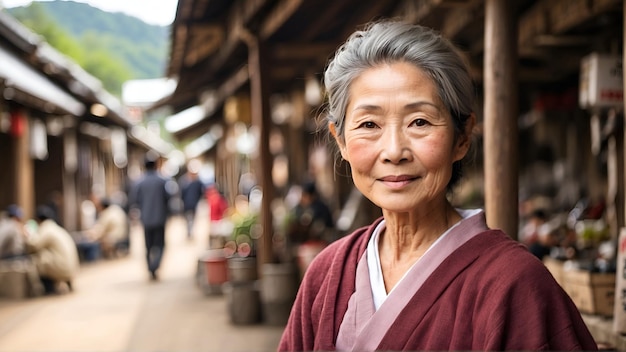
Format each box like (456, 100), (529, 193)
(380, 128), (411, 163)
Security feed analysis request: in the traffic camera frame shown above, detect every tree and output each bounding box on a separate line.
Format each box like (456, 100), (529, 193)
(9, 3), (133, 96)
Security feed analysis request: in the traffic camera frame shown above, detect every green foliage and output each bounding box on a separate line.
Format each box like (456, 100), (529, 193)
(30, 0), (169, 78)
(10, 3), (85, 62)
(6, 0), (169, 95)
(81, 44), (132, 96)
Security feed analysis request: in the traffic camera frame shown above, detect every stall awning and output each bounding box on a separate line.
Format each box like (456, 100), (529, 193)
(164, 105), (205, 134)
(0, 46), (85, 116)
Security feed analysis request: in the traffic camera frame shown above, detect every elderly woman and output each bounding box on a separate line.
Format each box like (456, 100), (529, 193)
(278, 20), (596, 351)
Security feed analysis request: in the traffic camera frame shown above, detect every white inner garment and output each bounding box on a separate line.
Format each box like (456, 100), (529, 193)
(367, 208), (482, 310)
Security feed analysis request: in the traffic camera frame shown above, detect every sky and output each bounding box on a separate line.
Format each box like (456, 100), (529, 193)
(1, 0), (179, 26)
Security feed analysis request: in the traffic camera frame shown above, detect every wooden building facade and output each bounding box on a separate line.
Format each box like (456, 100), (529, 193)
(0, 10), (171, 231)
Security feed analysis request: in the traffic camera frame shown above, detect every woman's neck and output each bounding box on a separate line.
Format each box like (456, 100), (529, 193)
(377, 201), (462, 293)
(379, 201), (461, 262)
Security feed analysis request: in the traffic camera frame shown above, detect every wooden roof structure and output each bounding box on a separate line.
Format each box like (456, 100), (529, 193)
(160, 0), (625, 264)
(0, 10), (133, 128)
(163, 0), (623, 125)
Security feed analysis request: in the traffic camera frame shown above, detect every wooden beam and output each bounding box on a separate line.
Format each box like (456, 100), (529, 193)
(518, 0), (548, 47)
(260, 0), (304, 39)
(338, 0), (399, 41)
(271, 65), (300, 81)
(242, 0), (269, 24)
(167, 24), (187, 76)
(270, 62), (320, 88)
(484, 0), (519, 239)
(546, 0), (592, 34)
(215, 65), (250, 104)
(623, 0), (626, 239)
(201, 65), (250, 115)
(442, 5), (477, 38)
(517, 66), (579, 83)
(272, 42), (337, 61)
(172, 66), (250, 140)
(593, 0), (621, 14)
(300, 1), (346, 40)
(207, 1), (265, 73)
(395, 0), (444, 24)
(184, 24), (224, 67)
(178, 0), (195, 20)
(533, 34), (595, 47)
(246, 35), (276, 267)
(192, 0), (210, 20)
(440, 0), (473, 6)
(349, 0), (397, 31)
(399, 0), (452, 28)
(174, 0), (269, 80)
(169, 0), (208, 75)
(13, 110), (34, 221)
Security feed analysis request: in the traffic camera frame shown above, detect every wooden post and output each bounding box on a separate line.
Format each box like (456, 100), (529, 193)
(13, 110), (34, 219)
(615, 1), (626, 230)
(615, 1), (626, 333)
(483, 0), (519, 239)
(288, 90), (307, 185)
(63, 126), (78, 231)
(245, 32), (275, 267)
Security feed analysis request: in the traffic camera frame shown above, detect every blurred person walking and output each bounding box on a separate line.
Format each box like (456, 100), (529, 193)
(130, 153), (173, 280)
(179, 160), (205, 240)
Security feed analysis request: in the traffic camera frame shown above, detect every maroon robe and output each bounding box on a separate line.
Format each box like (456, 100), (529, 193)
(278, 216), (597, 351)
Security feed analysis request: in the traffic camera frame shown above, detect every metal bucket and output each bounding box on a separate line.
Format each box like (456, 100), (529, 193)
(260, 263), (298, 325)
(198, 249), (228, 295)
(227, 256), (258, 283)
(223, 280), (261, 325)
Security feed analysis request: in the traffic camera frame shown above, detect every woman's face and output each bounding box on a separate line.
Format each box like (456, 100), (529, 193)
(331, 62), (470, 213)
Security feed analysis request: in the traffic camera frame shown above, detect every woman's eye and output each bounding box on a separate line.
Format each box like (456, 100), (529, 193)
(359, 121), (377, 129)
(411, 118), (429, 127)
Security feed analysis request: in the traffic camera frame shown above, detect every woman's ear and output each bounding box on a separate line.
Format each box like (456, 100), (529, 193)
(453, 113), (476, 162)
(329, 122), (347, 160)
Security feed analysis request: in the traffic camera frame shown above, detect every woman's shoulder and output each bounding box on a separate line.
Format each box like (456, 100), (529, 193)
(470, 230), (540, 262)
(467, 230), (558, 287)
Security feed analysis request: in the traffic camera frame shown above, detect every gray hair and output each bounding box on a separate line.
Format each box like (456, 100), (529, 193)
(323, 20), (475, 188)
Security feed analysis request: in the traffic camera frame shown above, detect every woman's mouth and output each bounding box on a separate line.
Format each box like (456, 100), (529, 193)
(378, 175), (419, 189)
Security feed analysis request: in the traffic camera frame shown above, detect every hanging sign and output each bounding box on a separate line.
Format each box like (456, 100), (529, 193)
(579, 53), (623, 109)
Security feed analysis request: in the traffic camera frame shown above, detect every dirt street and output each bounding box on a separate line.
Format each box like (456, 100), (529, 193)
(0, 201), (285, 352)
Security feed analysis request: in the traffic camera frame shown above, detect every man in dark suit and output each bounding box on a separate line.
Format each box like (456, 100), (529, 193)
(130, 152), (173, 280)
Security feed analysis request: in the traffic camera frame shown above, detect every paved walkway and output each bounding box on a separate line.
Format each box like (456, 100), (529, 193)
(0, 201), (285, 352)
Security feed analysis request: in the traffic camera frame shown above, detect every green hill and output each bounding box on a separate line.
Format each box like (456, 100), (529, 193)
(7, 0), (170, 94)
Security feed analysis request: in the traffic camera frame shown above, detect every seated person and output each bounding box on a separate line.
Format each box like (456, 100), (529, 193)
(26, 205), (80, 294)
(0, 205), (45, 297)
(85, 198), (129, 258)
(287, 182), (335, 244)
(0, 204), (27, 259)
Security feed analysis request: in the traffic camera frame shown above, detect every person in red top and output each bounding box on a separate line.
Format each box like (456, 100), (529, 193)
(206, 184), (228, 222)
